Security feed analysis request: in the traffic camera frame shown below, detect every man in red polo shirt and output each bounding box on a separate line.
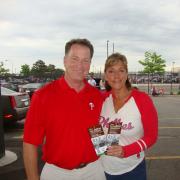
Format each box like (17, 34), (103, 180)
(23, 38), (106, 180)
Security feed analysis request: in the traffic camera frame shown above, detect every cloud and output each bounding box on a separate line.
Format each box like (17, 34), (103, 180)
(0, 0), (180, 73)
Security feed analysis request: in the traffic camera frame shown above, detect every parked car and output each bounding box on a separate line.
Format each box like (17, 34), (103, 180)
(1, 87), (30, 124)
(19, 83), (45, 99)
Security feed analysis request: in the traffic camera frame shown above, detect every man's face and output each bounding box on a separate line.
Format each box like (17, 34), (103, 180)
(64, 44), (91, 82)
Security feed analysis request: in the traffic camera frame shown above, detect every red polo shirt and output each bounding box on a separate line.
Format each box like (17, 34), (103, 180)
(23, 77), (103, 169)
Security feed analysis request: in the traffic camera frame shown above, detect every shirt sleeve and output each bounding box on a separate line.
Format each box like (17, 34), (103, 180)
(23, 91), (46, 146)
(122, 91), (158, 157)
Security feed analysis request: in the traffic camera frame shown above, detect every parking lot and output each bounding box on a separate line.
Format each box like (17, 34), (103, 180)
(0, 94), (180, 180)
(146, 95), (180, 180)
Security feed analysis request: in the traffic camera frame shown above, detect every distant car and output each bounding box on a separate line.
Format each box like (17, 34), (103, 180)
(1, 87), (30, 124)
(19, 83), (45, 99)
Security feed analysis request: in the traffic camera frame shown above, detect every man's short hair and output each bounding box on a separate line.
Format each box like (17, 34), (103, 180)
(65, 38), (94, 59)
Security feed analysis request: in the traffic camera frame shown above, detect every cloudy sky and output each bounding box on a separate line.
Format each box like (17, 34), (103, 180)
(0, 0), (180, 73)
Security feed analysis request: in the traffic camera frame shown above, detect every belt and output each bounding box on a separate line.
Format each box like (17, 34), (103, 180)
(75, 163), (89, 169)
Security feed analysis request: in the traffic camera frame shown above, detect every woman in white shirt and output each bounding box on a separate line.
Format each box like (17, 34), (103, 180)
(99, 53), (158, 180)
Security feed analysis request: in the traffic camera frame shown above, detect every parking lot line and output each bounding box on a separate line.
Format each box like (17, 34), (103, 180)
(159, 117), (180, 120)
(159, 126), (180, 129)
(12, 135), (23, 139)
(146, 156), (180, 160)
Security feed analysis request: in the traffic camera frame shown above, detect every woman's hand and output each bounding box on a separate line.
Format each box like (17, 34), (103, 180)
(106, 145), (124, 158)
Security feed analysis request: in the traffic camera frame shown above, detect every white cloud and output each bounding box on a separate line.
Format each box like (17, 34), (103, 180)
(0, 0), (180, 73)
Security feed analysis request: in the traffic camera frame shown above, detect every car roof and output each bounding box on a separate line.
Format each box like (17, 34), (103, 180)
(21, 83), (44, 89)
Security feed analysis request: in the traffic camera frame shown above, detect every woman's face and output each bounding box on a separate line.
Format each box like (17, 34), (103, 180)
(105, 61), (128, 91)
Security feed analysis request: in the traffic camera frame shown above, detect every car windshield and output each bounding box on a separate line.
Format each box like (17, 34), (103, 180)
(1, 86), (21, 96)
(1, 83), (18, 91)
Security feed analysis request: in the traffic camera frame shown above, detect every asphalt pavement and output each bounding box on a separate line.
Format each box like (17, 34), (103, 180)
(0, 94), (180, 180)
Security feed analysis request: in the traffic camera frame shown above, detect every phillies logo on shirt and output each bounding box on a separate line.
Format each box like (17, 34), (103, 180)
(89, 102), (95, 110)
(99, 116), (134, 130)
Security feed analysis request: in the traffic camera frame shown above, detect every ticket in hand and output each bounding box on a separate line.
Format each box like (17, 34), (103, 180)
(106, 121), (122, 146)
(88, 125), (107, 155)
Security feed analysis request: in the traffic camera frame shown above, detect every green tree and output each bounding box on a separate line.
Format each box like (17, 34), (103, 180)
(53, 68), (64, 78)
(47, 64), (56, 72)
(0, 62), (9, 75)
(139, 51), (166, 94)
(46, 64), (64, 79)
(31, 60), (47, 77)
(20, 64), (30, 77)
(139, 51), (166, 75)
(45, 64), (56, 79)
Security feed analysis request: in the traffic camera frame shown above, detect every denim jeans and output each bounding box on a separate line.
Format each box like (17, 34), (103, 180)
(105, 159), (147, 180)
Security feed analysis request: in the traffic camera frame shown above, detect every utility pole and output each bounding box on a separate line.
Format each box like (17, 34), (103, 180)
(5, 59), (14, 74)
(107, 40), (109, 58)
(170, 62), (175, 95)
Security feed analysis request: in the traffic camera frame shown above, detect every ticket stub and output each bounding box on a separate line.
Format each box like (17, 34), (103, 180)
(88, 125), (107, 155)
(106, 122), (122, 146)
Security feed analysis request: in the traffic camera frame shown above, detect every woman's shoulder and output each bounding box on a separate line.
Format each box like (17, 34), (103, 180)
(131, 88), (151, 101)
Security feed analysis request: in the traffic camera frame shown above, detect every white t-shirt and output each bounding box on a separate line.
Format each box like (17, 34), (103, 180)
(100, 93), (144, 175)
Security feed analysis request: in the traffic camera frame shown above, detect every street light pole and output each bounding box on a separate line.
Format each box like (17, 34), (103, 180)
(107, 40), (109, 58)
(172, 62), (175, 76)
(5, 59), (14, 74)
(170, 61), (175, 95)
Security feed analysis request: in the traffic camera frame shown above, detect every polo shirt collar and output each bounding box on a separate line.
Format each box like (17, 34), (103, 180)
(58, 76), (90, 94)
